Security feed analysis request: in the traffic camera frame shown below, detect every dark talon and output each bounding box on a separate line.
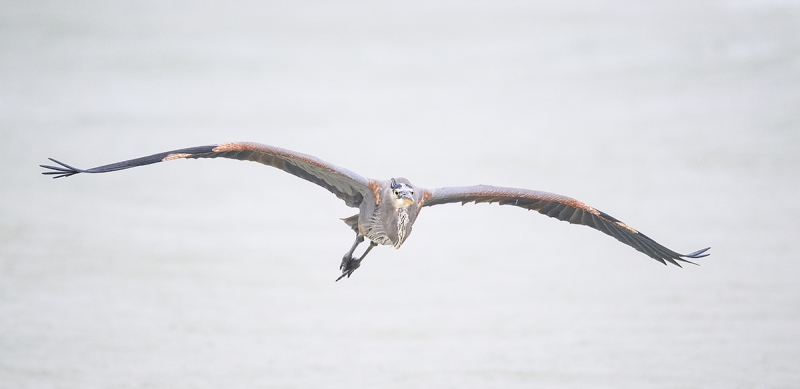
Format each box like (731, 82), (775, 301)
(336, 255), (362, 281)
(336, 259), (361, 282)
(336, 239), (377, 281)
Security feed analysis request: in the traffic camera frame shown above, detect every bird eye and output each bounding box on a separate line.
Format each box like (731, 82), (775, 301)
(394, 190), (399, 196)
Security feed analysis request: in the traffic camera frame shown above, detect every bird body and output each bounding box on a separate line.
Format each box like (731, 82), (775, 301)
(357, 178), (419, 249)
(41, 142), (710, 280)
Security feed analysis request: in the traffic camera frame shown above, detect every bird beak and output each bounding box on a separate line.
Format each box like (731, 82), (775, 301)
(400, 193), (415, 205)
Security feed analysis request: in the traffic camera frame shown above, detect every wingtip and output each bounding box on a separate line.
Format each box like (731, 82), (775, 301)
(684, 247), (711, 259)
(48, 158), (82, 171)
(656, 247), (708, 268)
(670, 247), (708, 267)
(677, 257), (699, 266)
(40, 158), (84, 178)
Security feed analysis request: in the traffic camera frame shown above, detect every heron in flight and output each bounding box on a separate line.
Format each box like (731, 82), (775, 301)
(41, 142), (709, 281)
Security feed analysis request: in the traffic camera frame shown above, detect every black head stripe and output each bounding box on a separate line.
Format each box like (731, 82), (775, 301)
(391, 178), (398, 189)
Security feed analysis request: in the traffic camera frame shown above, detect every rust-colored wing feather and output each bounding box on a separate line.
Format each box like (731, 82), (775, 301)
(420, 185), (709, 266)
(40, 142), (371, 208)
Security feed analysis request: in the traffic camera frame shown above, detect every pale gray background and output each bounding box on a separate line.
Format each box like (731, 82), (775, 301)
(2, 1), (799, 388)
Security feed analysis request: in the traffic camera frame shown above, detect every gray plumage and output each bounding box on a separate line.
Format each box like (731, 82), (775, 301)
(40, 142), (710, 281)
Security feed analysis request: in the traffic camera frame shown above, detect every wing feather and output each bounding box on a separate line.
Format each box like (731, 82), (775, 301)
(40, 142), (371, 208)
(420, 185), (709, 266)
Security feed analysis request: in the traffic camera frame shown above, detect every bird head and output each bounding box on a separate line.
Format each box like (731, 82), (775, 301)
(390, 178), (415, 208)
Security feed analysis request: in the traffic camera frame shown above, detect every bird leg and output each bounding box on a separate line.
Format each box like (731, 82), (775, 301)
(337, 235), (378, 281)
(341, 234), (364, 262)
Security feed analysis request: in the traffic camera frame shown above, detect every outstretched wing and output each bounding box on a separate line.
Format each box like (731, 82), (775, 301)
(420, 185), (709, 266)
(41, 142), (372, 208)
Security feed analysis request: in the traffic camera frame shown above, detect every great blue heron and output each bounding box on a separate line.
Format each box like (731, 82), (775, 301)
(41, 142), (710, 280)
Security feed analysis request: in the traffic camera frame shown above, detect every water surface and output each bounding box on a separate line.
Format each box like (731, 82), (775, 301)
(1, 1), (799, 388)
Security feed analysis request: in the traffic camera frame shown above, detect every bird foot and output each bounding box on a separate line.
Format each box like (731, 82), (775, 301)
(336, 255), (362, 282)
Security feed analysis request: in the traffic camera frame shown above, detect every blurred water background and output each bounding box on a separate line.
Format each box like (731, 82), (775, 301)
(2, 1), (799, 388)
